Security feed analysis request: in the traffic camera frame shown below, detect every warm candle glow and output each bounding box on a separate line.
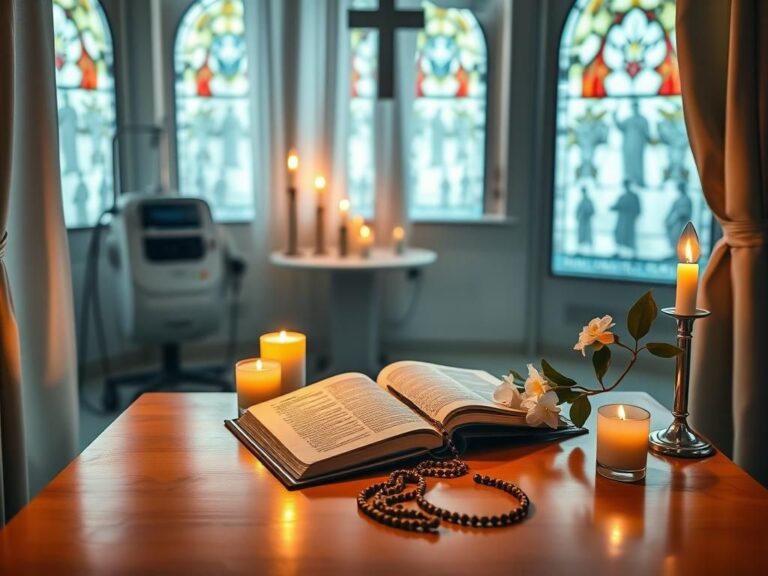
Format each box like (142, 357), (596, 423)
(677, 221), (700, 263)
(360, 225), (371, 240)
(596, 404), (650, 481)
(617, 404), (626, 420)
(675, 221), (700, 315)
(392, 226), (405, 241)
(339, 198), (350, 213)
(314, 175), (326, 191)
(287, 151), (299, 172)
(260, 331), (307, 393)
(256, 359), (263, 370)
(236, 358), (282, 412)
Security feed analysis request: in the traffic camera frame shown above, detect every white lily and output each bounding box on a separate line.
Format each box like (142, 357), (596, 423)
(524, 391), (562, 430)
(493, 374), (523, 409)
(574, 315), (616, 356)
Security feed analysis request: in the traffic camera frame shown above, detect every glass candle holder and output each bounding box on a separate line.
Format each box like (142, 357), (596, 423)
(235, 358), (281, 415)
(596, 404), (651, 483)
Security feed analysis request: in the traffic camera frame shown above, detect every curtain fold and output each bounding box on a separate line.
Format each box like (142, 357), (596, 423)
(0, 0), (29, 525)
(677, 0), (768, 485)
(6, 0), (79, 497)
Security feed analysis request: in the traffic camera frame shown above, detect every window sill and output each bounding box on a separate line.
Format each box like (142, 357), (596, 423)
(412, 214), (519, 227)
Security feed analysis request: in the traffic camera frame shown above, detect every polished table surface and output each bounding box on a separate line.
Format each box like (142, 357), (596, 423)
(1, 392), (767, 575)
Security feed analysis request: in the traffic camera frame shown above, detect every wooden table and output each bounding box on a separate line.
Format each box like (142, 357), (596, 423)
(1, 392), (767, 575)
(271, 248), (437, 375)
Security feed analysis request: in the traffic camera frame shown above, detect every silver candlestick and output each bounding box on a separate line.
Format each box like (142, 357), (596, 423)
(648, 307), (714, 458)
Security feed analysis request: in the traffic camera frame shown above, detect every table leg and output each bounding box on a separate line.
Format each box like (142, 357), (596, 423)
(329, 271), (380, 376)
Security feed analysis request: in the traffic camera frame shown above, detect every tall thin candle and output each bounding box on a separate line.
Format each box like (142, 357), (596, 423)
(314, 175), (327, 255)
(339, 198), (350, 257)
(285, 150), (299, 256)
(675, 222), (700, 315)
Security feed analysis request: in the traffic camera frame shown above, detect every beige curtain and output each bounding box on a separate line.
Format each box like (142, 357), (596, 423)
(0, 0), (29, 524)
(677, 0), (768, 485)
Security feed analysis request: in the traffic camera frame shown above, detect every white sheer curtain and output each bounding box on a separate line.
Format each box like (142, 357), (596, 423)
(0, 0), (28, 525)
(6, 0), (79, 498)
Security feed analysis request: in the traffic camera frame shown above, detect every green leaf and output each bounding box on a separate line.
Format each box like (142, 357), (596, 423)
(555, 388), (581, 405)
(646, 342), (683, 358)
(627, 290), (658, 341)
(592, 346), (611, 384)
(509, 369), (525, 383)
(541, 359), (577, 387)
(570, 395), (592, 428)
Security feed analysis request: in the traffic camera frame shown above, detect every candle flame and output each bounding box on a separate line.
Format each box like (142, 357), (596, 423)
(339, 198), (350, 212)
(256, 359), (263, 370)
(313, 175), (326, 191)
(677, 222), (700, 263)
(360, 225), (371, 239)
(618, 405), (626, 420)
(287, 151), (299, 171)
(279, 330), (287, 342)
(392, 226), (405, 241)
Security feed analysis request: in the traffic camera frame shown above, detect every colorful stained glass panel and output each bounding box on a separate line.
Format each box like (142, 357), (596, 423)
(551, 0), (712, 283)
(174, 0), (254, 222)
(52, 0), (116, 227)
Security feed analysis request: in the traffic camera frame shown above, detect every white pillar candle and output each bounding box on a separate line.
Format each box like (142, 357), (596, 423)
(675, 222), (700, 315)
(392, 226), (405, 255)
(359, 224), (373, 258)
(596, 404), (650, 481)
(235, 358), (281, 413)
(260, 330), (307, 393)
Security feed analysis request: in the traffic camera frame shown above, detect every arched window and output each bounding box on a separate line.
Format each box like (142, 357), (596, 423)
(347, 0), (488, 220)
(174, 0), (254, 222)
(410, 1), (487, 220)
(551, 0), (712, 283)
(52, 0), (116, 228)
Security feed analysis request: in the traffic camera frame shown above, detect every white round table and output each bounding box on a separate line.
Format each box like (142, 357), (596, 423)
(270, 248), (437, 376)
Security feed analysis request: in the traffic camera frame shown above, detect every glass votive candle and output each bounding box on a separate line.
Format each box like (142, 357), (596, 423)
(596, 404), (651, 483)
(235, 358), (281, 415)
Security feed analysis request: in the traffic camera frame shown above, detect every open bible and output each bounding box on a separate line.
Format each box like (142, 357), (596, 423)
(225, 361), (585, 488)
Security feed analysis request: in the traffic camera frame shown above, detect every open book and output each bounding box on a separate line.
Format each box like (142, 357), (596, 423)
(225, 361), (585, 489)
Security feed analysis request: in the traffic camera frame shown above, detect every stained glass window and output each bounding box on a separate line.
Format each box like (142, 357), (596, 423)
(174, 0), (254, 222)
(347, 0), (488, 220)
(52, 0), (116, 228)
(551, 0), (712, 283)
(410, 1), (487, 220)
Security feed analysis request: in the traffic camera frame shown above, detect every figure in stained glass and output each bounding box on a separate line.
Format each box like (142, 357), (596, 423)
(58, 94), (80, 175)
(664, 181), (693, 253)
(552, 0), (711, 282)
(611, 180), (642, 257)
(572, 108), (608, 180)
(614, 99), (651, 186)
(175, 0), (254, 221)
(576, 186), (595, 252)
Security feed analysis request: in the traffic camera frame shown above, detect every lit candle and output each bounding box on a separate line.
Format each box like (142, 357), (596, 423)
(359, 224), (374, 258)
(260, 330), (307, 393)
(285, 150), (299, 256)
(675, 222), (700, 315)
(314, 176), (327, 255)
(235, 358), (282, 413)
(350, 214), (365, 252)
(596, 404), (650, 482)
(392, 226), (405, 255)
(338, 198), (350, 257)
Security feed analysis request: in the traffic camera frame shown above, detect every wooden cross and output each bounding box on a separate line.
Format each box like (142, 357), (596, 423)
(348, 0), (425, 99)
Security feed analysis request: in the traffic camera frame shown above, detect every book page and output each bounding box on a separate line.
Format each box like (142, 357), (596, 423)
(247, 372), (437, 466)
(378, 361), (522, 425)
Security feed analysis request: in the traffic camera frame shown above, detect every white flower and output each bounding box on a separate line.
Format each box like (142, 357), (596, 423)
(524, 391), (562, 429)
(602, 8), (667, 96)
(574, 315), (616, 356)
(493, 374), (523, 409)
(523, 364), (551, 398)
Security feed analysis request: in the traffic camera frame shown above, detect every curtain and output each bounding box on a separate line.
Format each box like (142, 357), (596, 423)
(6, 0), (79, 497)
(677, 0), (768, 485)
(0, 0), (29, 525)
